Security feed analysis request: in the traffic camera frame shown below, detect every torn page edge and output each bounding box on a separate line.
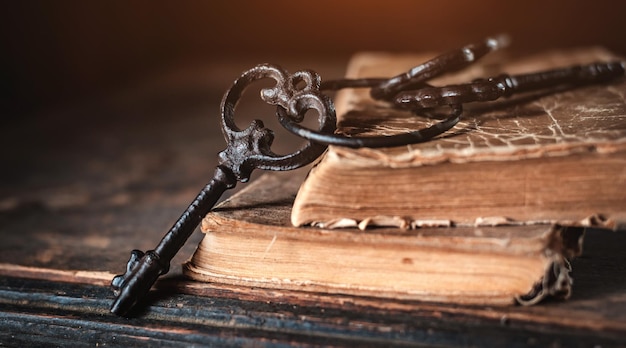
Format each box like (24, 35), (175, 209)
(309, 213), (624, 231)
(516, 224), (584, 306)
(313, 216), (452, 230)
(516, 256), (573, 306)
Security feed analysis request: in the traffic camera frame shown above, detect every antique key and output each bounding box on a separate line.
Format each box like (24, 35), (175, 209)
(110, 64), (336, 316)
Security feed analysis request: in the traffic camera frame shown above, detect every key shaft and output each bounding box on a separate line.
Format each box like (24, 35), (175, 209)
(110, 167), (234, 316)
(110, 64), (335, 316)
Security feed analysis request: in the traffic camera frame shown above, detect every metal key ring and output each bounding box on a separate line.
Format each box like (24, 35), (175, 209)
(277, 104), (461, 148)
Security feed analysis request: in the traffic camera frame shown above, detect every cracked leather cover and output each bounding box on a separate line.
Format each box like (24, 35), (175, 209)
(333, 48), (626, 166)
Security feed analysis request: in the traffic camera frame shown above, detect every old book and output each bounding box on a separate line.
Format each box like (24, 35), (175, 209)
(184, 48), (623, 306)
(290, 48), (626, 229)
(184, 172), (584, 305)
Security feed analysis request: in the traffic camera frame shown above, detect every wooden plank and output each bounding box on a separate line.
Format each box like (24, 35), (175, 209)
(1, 276), (625, 347)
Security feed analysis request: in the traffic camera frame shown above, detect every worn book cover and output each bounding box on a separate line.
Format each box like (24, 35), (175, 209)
(291, 48), (626, 229)
(184, 172), (584, 306)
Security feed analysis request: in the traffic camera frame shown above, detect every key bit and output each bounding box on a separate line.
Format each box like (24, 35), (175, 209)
(110, 64), (336, 316)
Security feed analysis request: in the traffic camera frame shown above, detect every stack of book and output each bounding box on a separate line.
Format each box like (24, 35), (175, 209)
(184, 47), (625, 305)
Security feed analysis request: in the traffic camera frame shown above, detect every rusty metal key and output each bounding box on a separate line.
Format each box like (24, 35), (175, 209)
(110, 64), (336, 316)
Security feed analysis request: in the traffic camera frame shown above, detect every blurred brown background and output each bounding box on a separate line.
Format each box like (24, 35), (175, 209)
(2, 0), (626, 115)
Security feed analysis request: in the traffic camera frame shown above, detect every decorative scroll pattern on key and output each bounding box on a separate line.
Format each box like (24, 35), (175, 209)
(218, 64), (336, 181)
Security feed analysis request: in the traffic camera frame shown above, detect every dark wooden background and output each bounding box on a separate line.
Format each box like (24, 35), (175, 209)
(1, 1), (626, 346)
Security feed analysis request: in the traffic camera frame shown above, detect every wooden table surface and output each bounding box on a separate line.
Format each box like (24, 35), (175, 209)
(1, 59), (625, 347)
